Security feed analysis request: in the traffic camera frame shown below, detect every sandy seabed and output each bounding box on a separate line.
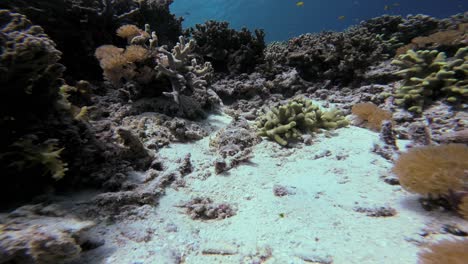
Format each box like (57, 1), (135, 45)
(72, 114), (468, 264)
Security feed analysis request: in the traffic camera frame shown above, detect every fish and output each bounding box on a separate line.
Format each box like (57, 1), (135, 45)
(338, 15), (346, 20)
(296, 1), (304, 7)
(385, 3), (400, 11)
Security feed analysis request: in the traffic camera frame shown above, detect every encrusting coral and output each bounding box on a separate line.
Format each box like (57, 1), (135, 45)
(256, 97), (348, 146)
(351, 102), (393, 131)
(392, 144), (468, 197)
(418, 239), (468, 264)
(391, 47), (468, 113)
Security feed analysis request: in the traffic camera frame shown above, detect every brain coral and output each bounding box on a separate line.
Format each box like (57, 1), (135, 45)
(392, 144), (468, 196)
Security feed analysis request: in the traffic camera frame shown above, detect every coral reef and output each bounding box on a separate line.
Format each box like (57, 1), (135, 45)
(418, 239), (468, 264)
(391, 48), (468, 113)
(0, 10), (104, 205)
(185, 20), (266, 74)
(392, 144), (468, 197)
(95, 23), (220, 119)
(0, 0), (182, 81)
(256, 97), (348, 146)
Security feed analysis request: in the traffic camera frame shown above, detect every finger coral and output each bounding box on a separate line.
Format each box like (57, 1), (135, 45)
(391, 47), (468, 113)
(392, 144), (468, 196)
(418, 239), (468, 264)
(256, 97), (348, 146)
(351, 102), (392, 131)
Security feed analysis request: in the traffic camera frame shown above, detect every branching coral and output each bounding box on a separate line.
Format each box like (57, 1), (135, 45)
(418, 239), (468, 264)
(392, 144), (468, 197)
(351, 102), (392, 131)
(391, 47), (468, 113)
(185, 20), (265, 73)
(256, 98), (348, 146)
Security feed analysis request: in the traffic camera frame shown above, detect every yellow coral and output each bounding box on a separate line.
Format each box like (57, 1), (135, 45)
(351, 102), (392, 131)
(392, 144), (468, 196)
(419, 239), (468, 264)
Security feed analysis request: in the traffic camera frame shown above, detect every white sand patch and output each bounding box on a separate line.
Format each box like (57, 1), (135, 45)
(78, 113), (468, 264)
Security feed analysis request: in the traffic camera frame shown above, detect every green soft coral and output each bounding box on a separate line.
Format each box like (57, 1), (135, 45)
(391, 47), (468, 113)
(256, 97), (348, 146)
(4, 137), (68, 180)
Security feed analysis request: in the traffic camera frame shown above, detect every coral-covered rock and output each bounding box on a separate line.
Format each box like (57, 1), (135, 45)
(0, 207), (94, 264)
(286, 26), (387, 85)
(210, 117), (259, 173)
(182, 197), (236, 220)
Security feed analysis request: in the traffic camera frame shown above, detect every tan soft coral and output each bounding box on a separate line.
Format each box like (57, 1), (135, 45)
(459, 196), (468, 220)
(95, 44), (150, 84)
(392, 144), (468, 196)
(123, 45), (149, 63)
(116, 24), (143, 42)
(418, 239), (468, 264)
(351, 102), (392, 131)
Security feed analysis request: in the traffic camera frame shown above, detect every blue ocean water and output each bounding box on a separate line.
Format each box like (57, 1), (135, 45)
(171, 0), (466, 42)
